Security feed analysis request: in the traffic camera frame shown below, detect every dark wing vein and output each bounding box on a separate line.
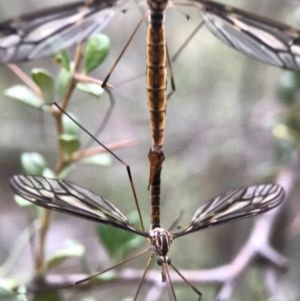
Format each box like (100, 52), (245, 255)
(0, 0), (122, 63)
(173, 184), (284, 238)
(9, 175), (149, 238)
(193, 0), (300, 70)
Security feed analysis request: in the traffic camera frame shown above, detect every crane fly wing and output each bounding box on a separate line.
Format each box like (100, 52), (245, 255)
(192, 0), (300, 70)
(0, 0), (122, 63)
(173, 184), (284, 239)
(10, 175), (149, 238)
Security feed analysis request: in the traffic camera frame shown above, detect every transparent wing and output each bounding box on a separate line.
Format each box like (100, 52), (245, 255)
(173, 184), (284, 239)
(0, 0), (123, 63)
(10, 175), (148, 238)
(192, 0), (300, 70)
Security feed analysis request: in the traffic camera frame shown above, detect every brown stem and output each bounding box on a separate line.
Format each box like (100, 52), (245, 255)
(35, 44), (84, 272)
(6, 64), (43, 100)
(35, 210), (52, 274)
(71, 139), (137, 162)
(73, 73), (114, 89)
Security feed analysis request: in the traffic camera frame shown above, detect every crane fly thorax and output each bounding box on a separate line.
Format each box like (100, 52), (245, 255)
(149, 227), (173, 256)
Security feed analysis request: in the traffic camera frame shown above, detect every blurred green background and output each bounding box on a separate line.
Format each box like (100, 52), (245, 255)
(0, 0), (299, 300)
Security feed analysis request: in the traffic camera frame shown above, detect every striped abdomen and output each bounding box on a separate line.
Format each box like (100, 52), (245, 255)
(146, 1), (168, 187)
(147, 21), (167, 150)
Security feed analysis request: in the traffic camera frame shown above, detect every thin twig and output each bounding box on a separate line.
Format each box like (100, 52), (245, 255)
(6, 64), (43, 99)
(71, 139), (137, 162)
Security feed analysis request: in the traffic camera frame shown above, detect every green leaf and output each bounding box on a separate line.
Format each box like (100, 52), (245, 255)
(57, 164), (76, 180)
(0, 281), (27, 301)
(82, 154), (112, 166)
(272, 123), (298, 145)
(57, 67), (72, 99)
(42, 168), (56, 178)
(59, 134), (80, 156)
(121, 235), (144, 255)
(4, 85), (43, 109)
(62, 113), (80, 137)
(53, 50), (71, 71)
(84, 34), (110, 74)
(45, 240), (85, 271)
(60, 113), (81, 156)
(32, 289), (62, 301)
(14, 195), (32, 207)
(31, 68), (54, 103)
(277, 72), (298, 106)
(97, 224), (125, 258)
(76, 83), (104, 98)
(97, 211), (144, 258)
(21, 153), (46, 176)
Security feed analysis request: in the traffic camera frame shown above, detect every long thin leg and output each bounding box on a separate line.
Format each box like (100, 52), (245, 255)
(76, 248), (152, 285)
(166, 44), (176, 100)
(102, 12), (148, 88)
(83, 89), (116, 148)
(170, 263), (202, 301)
(10, 248), (152, 297)
(51, 102), (145, 232)
(171, 21), (204, 62)
(163, 262), (177, 301)
(133, 253), (155, 301)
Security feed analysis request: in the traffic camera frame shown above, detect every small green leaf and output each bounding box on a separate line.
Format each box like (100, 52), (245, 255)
(21, 153), (46, 176)
(4, 85), (43, 109)
(14, 195), (32, 207)
(59, 134), (80, 156)
(31, 68), (54, 103)
(60, 113), (81, 156)
(97, 211), (144, 258)
(121, 235), (144, 255)
(272, 123), (298, 145)
(0, 281), (27, 301)
(32, 289), (62, 301)
(97, 224), (125, 258)
(82, 154), (112, 166)
(42, 168), (55, 178)
(62, 113), (80, 137)
(84, 34), (110, 74)
(53, 50), (71, 71)
(277, 72), (299, 106)
(57, 164), (76, 179)
(57, 67), (72, 99)
(76, 83), (104, 98)
(45, 240), (85, 271)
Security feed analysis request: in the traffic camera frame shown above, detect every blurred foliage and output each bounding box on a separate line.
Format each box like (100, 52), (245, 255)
(0, 0), (300, 301)
(0, 28), (125, 301)
(97, 211), (144, 260)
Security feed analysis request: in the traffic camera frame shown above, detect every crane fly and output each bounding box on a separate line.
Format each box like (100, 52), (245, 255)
(9, 174), (284, 300)
(1, 1), (300, 69)
(1, 0), (300, 188)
